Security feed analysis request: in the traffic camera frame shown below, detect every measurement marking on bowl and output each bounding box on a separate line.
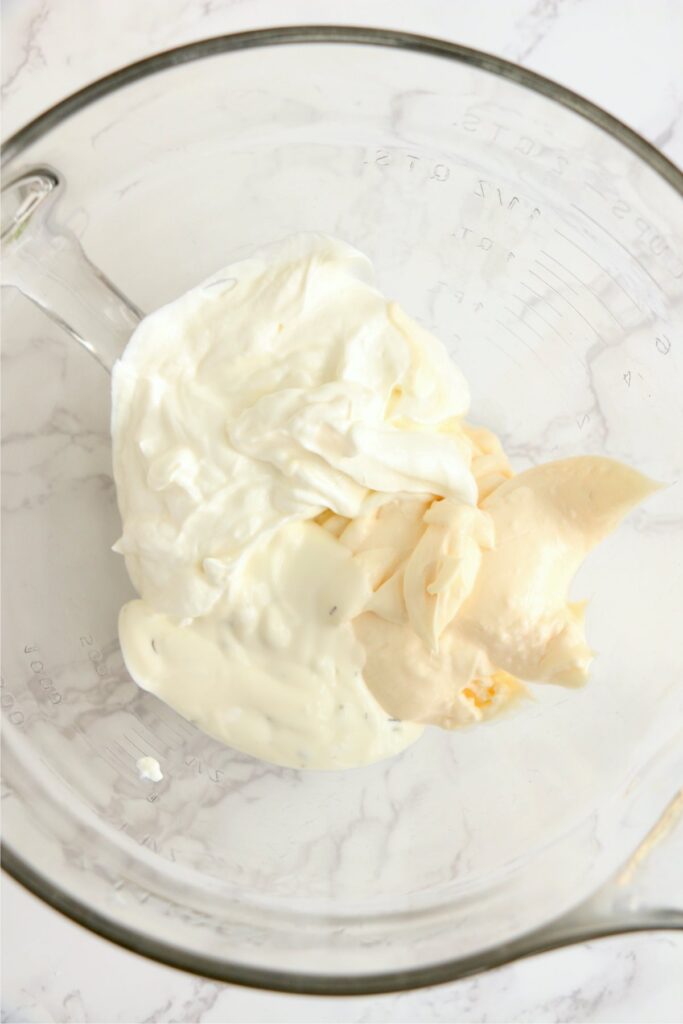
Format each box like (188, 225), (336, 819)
(539, 247), (590, 289)
(163, 718), (194, 742)
(569, 204), (666, 294)
(129, 726), (170, 758)
(528, 269), (605, 342)
(532, 256), (580, 296)
(510, 293), (567, 344)
(147, 709), (193, 746)
(494, 320), (545, 366)
(484, 336), (524, 370)
(103, 745), (135, 776)
(550, 232), (642, 313)
(122, 731), (157, 761)
(587, 195), (683, 277)
(112, 739), (137, 766)
(184, 755), (225, 785)
(26, 658), (62, 705)
(129, 724), (165, 759)
(152, 703), (195, 738)
(145, 719), (181, 750)
(519, 280), (563, 320)
(0, 677), (25, 727)
(591, 290), (625, 330)
(535, 257), (625, 331)
(584, 182), (607, 200)
(502, 306), (544, 343)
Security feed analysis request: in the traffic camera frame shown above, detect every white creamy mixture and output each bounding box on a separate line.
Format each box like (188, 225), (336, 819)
(112, 235), (656, 770)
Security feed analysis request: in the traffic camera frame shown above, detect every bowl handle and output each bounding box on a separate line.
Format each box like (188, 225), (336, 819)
(1, 167), (142, 371)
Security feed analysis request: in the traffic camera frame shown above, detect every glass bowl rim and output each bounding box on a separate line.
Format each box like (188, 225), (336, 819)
(2, 24), (682, 996)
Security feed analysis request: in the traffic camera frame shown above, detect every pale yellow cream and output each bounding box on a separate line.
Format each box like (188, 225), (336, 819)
(112, 235), (658, 769)
(347, 457), (660, 728)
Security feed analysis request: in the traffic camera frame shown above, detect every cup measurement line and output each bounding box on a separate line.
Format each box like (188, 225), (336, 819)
(121, 732), (156, 761)
(112, 738), (136, 764)
(160, 707), (196, 739)
(103, 745), (134, 776)
(483, 336), (525, 371)
(583, 286), (625, 331)
(151, 719), (187, 748)
(174, 719), (196, 740)
(531, 257), (580, 296)
(129, 724), (165, 760)
(147, 708), (194, 745)
(130, 715), (176, 746)
(528, 269), (605, 342)
(584, 182), (607, 200)
(534, 257), (625, 331)
(494, 319), (546, 367)
(568, 204), (666, 294)
(539, 248), (589, 289)
(78, 726), (121, 763)
(550, 233), (642, 314)
(509, 293), (573, 349)
(502, 306), (545, 343)
(518, 280), (563, 320)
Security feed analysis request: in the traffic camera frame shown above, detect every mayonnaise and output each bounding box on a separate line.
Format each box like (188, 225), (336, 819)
(112, 234), (657, 770)
(351, 458), (660, 726)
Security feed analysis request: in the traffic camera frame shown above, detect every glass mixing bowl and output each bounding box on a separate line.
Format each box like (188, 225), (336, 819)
(2, 27), (682, 994)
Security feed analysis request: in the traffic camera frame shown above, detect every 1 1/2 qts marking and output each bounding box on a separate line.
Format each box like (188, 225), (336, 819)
(368, 150), (543, 219)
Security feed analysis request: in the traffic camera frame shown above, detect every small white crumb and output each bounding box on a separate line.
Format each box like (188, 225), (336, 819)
(136, 756), (163, 782)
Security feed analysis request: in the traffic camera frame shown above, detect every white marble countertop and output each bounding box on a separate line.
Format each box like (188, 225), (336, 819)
(2, 1), (682, 1021)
